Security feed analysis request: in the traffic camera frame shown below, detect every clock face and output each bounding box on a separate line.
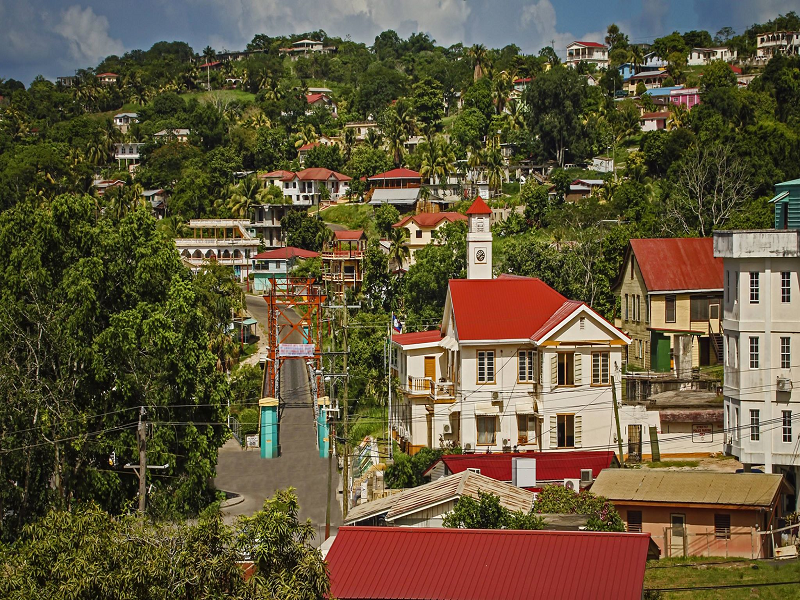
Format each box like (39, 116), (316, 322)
(475, 248), (486, 263)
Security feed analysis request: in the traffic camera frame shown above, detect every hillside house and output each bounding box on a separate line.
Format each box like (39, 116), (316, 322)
(670, 87), (701, 109)
(114, 142), (145, 170)
(141, 189), (167, 219)
(175, 219), (258, 282)
(565, 41), (609, 69)
(326, 527), (651, 600)
(97, 72), (118, 85)
(343, 121), (379, 142)
(757, 31), (800, 61)
(322, 229), (366, 298)
(154, 128), (190, 143)
(113, 112), (138, 133)
(305, 93), (337, 117)
(592, 470), (786, 558)
(252, 246), (319, 293)
(391, 212), (466, 269)
(279, 39), (336, 59)
(688, 47), (737, 65)
(625, 70), (669, 95)
(640, 111), (669, 132)
(260, 168), (350, 206)
(566, 179), (605, 202)
(367, 167), (423, 211)
(614, 238), (724, 375)
(390, 197), (633, 455)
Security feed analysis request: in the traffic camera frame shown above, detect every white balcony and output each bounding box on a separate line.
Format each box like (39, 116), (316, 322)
(405, 377), (455, 402)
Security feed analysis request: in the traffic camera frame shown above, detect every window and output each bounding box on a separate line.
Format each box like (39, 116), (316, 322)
(690, 296), (710, 321)
(557, 353), (575, 386)
(749, 337), (759, 369)
(592, 352), (610, 385)
(665, 295), (676, 323)
(750, 272), (759, 303)
(517, 415), (535, 444)
(518, 350), (535, 382)
(477, 415), (497, 445)
(782, 272), (791, 303)
(781, 337), (791, 370)
(627, 510), (643, 533)
(636, 295), (641, 322)
(750, 410), (760, 441)
(630, 258), (635, 280)
(557, 414), (575, 448)
(624, 294), (629, 321)
(714, 514), (731, 540)
(477, 351), (495, 384)
(415, 230), (422, 238)
(783, 411), (792, 443)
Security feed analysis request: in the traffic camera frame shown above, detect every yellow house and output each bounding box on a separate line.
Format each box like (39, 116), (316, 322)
(613, 238), (724, 373)
(391, 212), (467, 269)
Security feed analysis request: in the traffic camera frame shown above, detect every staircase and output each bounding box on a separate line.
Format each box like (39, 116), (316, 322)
(709, 321), (723, 362)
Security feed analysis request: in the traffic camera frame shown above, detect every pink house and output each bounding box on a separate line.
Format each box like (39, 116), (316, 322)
(670, 87), (700, 110)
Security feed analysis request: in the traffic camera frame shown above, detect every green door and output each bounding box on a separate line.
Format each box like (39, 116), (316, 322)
(651, 332), (671, 373)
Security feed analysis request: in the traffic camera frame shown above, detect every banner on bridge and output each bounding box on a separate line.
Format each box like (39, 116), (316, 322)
(279, 343), (316, 358)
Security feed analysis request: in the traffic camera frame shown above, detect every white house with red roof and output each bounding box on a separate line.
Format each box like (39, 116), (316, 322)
(565, 42), (609, 69)
(390, 198), (631, 456)
(259, 168), (351, 206)
(391, 211), (467, 269)
(252, 246), (319, 293)
(305, 93), (337, 117)
(97, 72), (118, 85)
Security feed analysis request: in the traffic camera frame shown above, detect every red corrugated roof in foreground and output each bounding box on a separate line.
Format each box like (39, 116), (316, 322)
(327, 527), (650, 600)
(253, 246), (319, 260)
(630, 238), (723, 292)
(368, 167), (422, 180)
(449, 276), (568, 341)
(465, 196), (492, 214)
(392, 329), (442, 347)
(424, 450), (617, 482)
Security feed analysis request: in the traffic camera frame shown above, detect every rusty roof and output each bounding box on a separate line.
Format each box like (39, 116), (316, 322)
(627, 238), (723, 292)
(327, 527), (651, 600)
(591, 470), (784, 507)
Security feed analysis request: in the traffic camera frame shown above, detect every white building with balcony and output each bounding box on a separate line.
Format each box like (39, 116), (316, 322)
(114, 142), (145, 170)
(757, 31), (800, 61)
(565, 41), (609, 69)
(687, 47), (737, 66)
(259, 168), (351, 206)
(175, 219), (259, 282)
(390, 197), (632, 456)
(714, 228), (800, 511)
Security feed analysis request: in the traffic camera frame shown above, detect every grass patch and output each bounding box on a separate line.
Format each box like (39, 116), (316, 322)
(320, 203), (377, 237)
(644, 557), (800, 599)
(347, 405), (388, 446)
(183, 89), (257, 104)
(647, 460), (700, 469)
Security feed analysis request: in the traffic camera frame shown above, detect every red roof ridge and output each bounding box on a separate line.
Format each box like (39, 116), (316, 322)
(369, 167), (422, 180)
(465, 196), (491, 215)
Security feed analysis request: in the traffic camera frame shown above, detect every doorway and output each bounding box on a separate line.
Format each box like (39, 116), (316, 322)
(670, 514), (686, 557)
(424, 356), (436, 393)
(628, 424), (642, 462)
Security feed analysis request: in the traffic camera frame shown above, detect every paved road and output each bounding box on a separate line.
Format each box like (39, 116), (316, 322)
(215, 294), (341, 543)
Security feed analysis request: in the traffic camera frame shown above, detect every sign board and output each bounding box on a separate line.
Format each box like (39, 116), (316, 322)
(278, 343), (315, 358)
(692, 424), (713, 443)
(246, 434), (260, 448)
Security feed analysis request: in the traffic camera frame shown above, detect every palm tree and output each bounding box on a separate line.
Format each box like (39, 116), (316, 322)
(504, 99), (526, 131)
(383, 117), (406, 167)
(387, 227), (410, 272)
(484, 148), (505, 197)
(228, 176), (261, 218)
(469, 44), (490, 81)
(493, 70), (515, 115)
(315, 224), (334, 250)
(343, 127), (356, 160)
(667, 103), (688, 130)
(394, 98), (417, 139)
(294, 124), (318, 150)
(364, 128), (382, 149)
(628, 45), (645, 73)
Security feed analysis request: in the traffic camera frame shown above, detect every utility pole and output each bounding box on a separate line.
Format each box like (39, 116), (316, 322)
(137, 407), (147, 513)
(325, 378), (334, 540)
(342, 306), (350, 520)
(611, 376), (625, 464)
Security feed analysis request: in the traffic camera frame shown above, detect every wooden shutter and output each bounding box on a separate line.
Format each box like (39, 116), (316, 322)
(550, 355), (557, 388)
(550, 415), (558, 449)
(574, 415), (582, 447)
(574, 353), (582, 385)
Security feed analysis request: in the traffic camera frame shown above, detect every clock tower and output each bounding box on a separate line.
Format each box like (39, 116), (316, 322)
(466, 196), (493, 280)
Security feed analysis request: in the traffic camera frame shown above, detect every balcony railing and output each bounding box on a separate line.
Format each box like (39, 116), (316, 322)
(322, 272), (362, 282)
(405, 377), (455, 402)
(322, 250), (364, 259)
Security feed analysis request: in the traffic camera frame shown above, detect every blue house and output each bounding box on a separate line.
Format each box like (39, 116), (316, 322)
(252, 246), (320, 293)
(772, 178), (800, 230)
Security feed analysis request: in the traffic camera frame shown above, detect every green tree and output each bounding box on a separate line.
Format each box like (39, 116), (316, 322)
(700, 60), (738, 92)
(281, 209), (328, 250)
(387, 226), (410, 272)
(451, 107), (489, 149)
(411, 76), (445, 131)
(531, 484), (625, 532)
(443, 491), (544, 530)
(520, 180), (550, 227)
(304, 143), (345, 172)
(374, 203), (401, 237)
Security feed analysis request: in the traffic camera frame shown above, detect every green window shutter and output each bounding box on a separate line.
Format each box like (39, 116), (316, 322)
(574, 415), (582, 447)
(550, 415), (558, 449)
(574, 352), (582, 385)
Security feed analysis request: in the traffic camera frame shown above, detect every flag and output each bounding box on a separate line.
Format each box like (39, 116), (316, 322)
(391, 313), (402, 334)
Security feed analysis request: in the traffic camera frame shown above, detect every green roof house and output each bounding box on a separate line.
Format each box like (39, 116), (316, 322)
(772, 178), (800, 230)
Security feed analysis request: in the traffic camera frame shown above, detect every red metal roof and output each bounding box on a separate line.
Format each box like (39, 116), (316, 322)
(305, 93), (328, 104)
(465, 196), (492, 215)
(97, 72), (118, 77)
(448, 276), (568, 341)
(260, 170), (295, 180)
(198, 61), (221, 68)
(392, 330), (442, 347)
(334, 229), (365, 241)
(295, 168), (351, 182)
(253, 246), (319, 260)
(513, 77), (533, 83)
(368, 168), (422, 180)
(327, 527), (650, 600)
(629, 238), (723, 292)
(424, 451), (618, 482)
(571, 41), (607, 48)
(393, 212), (467, 229)
(298, 142), (320, 152)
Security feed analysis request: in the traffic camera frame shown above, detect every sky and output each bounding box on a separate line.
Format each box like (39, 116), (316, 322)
(1, 0), (797, 84)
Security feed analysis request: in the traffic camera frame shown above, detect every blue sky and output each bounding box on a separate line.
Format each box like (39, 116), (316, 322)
(1, 0), (797, 84)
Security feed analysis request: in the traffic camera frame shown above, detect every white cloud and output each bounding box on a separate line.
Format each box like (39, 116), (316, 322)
(54, 5), (124, 64)
(520, 0), (605, 55)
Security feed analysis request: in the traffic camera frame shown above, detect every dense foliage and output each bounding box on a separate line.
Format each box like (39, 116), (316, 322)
(443, 490), (545, 530)
(531, 484), (625, 532)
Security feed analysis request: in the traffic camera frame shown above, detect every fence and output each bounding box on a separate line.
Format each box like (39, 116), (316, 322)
(229, 415), (243, 446)
(655, 524), (800, 559)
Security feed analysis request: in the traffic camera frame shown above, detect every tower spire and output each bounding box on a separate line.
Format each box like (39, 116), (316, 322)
(466, 197), (493, 280)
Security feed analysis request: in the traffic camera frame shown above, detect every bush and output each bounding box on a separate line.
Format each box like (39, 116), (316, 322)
(238, 407), (259, 437)
(531, 484), (625, 532)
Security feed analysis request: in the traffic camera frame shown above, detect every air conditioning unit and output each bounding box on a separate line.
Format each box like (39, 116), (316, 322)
(580, 469), (593, 485)
(563, 478), (581, 491)
(443, 424), (452, 434)
(777, 377), (793, 392)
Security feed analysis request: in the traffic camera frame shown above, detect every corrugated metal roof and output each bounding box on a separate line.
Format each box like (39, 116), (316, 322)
(629, 238), (723, 292)
(344, 493), (400, 524)
(448, 277), (568, 341)
(425, 451), (617, 483)
(391, 329), (442, 347)
(393, 212), (467, 228)
(591, 470), (784, 507)
(327, 527), (650, 600)
(378, 471), (533, 522)
(253, 246), (319, 260)
(333, 230), (365, 241)
(368, 188), (419, 205)
(368, 167), (422, 180)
